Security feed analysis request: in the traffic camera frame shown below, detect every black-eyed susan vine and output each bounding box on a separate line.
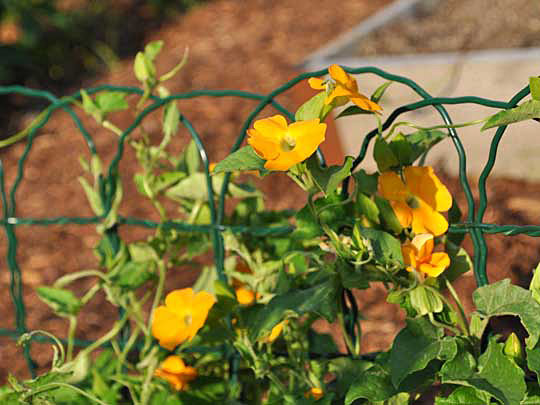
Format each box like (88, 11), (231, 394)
(4, 43), (540, 405)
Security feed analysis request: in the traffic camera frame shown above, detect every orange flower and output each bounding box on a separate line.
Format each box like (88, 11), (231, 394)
(235, 287), (256, 306)
(247, 115), (326, 171)
(305, 387), (324, 400)
(402, 234), (450, 278)
(308, 64), (381, 112)
(152, 288), (215, 350)
(154, 355), (197, 391)
(378, 166), (452, 236)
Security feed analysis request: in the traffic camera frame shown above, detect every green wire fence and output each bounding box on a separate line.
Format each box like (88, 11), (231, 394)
(0, 66), (532, 377)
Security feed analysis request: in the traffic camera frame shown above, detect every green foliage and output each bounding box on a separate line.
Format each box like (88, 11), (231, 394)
(212, 146), (266, 174)
(473, 279), (540, 349)
(482, 99), (540, 130)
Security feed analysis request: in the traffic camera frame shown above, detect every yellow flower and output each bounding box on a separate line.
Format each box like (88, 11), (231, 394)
(308, 64), (381, 112)
(305, 387), (324, 400)
(247, 115), (326, 171)
(235, 287), (256, 306)
(402, 234), (450, 278)
(263, 321), (286, 343)
(378, 166), (452, 236)
(154, 355), (197, 391)
(152, 288), (215, 350)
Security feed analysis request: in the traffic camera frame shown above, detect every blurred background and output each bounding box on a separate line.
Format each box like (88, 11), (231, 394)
(2, 0), (540, 386)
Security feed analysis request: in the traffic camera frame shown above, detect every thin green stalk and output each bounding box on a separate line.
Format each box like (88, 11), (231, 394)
(445, 278), (470, 336)
(384, 118), (486, 141)
(336, 310), (357, 357)
(116, 328), (141, 375)
(66, 315), (78, 361)
(143, 261), (165, 355)
(423, 284), (468, 336)
(22, 382), (110, 405)
(79, 315), (128, 357)
(54, 269), (108, 288)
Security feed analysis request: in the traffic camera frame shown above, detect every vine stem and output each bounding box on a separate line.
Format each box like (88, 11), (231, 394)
(445, 278), (470, 336)
(66, 315), (78, 362)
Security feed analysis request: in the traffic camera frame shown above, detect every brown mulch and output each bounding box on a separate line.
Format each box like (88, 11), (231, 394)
(0, 0), (392, 384)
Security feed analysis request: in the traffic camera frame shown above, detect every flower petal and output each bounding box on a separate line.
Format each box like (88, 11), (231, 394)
(391, 201), (413, 229)
(165, 288), (195, 310)
(401, 244), (417, 269)
(187, 291), (216, 340)
(247, 129), (280, 160)
(404, 166), (452, 212)
(160, 355), (187, 373)
(152, 306), (189, 350)
(378, 171), (408, 201)
(411, 201), (449, 236)
(419, 252), (450, 277)
(350, 94), (382, 112)
(253, 115), (288, 134)
(264, 152), (302, 171)
(328, 64), (351, 86)
(289, 119), (326, 160)
(411, 234), (434, 262)
(308, 77), (325, 90)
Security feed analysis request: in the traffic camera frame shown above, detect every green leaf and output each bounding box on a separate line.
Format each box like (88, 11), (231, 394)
(144, 40), (164, 61)
(80, 89), (101, 121)
(374, 137), (399, 171)
(470, 339), (526, 405)
(249, 279), (337, 339)
(78, 176), (103, 215)
(405, 129), (448, 161)
(355, 192), (380, 224)
(526, 345), (540, 381)
(444, 241), (473, 282)
(36, 286), (82, 316)
(473, 278), (540, 348)
(162, 101), (180, 140)
(193, 266), (218, 294)
(185, 140), (200, 175)
(409, 285), (444, 315)
(388, 133), (415, 166)
(134, 51), (151, 82)
(440, 347), (476, 380)
(435, 387), (490, 405)
(165, 172), (217, 201)
(306, 155), (354, 195)
(212, 146), (266, 174)
(295, 92), (333, 121)
(530, 77), (540, 101)
(529, 261), (540, 305)
(95, 92), (128, 113)
(482, 99), (540, 130)
(374, 195), (403, 234)
(371, 81), (392, 103)
(345, 365), (397, 404)
(389, 318), (454, 387)
(356, 226), (403, 265)
(335, 105), (373, 119)
(111, 261), (155, 290)
(353, 169), (378, 195)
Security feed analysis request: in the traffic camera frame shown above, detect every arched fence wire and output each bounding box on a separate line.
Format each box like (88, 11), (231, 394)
(0, 66), (533, 376)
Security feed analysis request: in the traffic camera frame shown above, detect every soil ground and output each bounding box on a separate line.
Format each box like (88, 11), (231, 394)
(2, 0), (540, 392)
